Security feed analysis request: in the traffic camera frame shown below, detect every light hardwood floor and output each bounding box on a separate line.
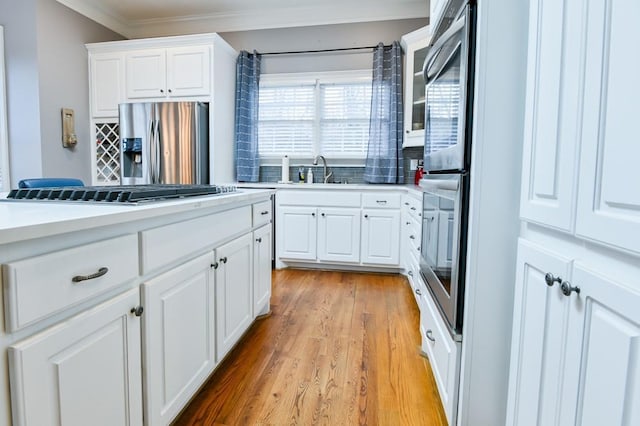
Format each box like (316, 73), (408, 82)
(173, 269), (447, 425)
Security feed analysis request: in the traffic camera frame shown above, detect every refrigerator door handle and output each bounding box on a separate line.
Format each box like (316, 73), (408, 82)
(152, 119), (161, 184)
(147, 117), (155, 184)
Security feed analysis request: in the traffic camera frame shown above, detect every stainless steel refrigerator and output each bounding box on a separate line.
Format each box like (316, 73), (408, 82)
(118, 101), (209, 185)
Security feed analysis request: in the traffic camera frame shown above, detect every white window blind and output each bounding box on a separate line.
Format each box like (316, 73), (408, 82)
(427, 80), (461, 151)
(320, 83), (371, 157)
(258, 71), (372, 159)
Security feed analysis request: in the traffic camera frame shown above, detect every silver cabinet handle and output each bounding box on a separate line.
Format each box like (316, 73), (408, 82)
(406, 221), (411, 225)
(256, 237), (262, 243)
(261, 211), (269, 215)
(404, 202), (409, 206)
(376, 200), (387, 204)
(130, 306), (144, 317)
(211, 262), (219, 269)
(311, 212), (316, 217)
(72, 267), (108, 283)
(408, 270), (413, 276)
(426, 330), (435, 342)
(220, 257), (228, 264)
(544, 273), (562, 287)
(364, 214), (369, 218)
(409, 235), (415, 240)
(321, 213), (326, 217)
(415, 288), (422, 295)
(410, 206), (417, 210)
(560, 281), (580, 297)
(160, 89), (164, 94)
(168, 89), (172, 93)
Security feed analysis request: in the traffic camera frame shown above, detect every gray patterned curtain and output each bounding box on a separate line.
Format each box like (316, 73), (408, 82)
(364, 42), (404, 184)
(235, 50), (261, 182)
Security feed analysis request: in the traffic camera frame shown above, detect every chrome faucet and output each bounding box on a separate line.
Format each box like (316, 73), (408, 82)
(313, 155), (333, 183)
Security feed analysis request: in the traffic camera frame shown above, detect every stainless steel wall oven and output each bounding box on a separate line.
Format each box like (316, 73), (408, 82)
(420, 0), (476, 339)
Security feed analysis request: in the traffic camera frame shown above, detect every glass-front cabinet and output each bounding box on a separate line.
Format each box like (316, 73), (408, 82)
(401, 25), (431, 148)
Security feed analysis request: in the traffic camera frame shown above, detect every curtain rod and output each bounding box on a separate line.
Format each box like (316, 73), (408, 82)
(257, 44), (392, 57)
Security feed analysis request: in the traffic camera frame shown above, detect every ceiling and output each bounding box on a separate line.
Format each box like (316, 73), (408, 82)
(57, 0), (428, 39)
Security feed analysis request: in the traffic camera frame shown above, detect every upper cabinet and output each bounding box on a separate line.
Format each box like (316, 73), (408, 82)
(430, 0), (447, 29)
(88, 52), (125, 118)
(519, 0), (640, 255)
(126, 45), (211, 99)
(401, 26), (430, 148)
(575, 0), (640, 255)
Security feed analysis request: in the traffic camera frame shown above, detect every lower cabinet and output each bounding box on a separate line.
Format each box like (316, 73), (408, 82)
(253, 224), (272, 316)
(506, 240), (640, 426)
(317, 208), (361, 263)
(8, 289), (143, 426)
(141, 253), (216, 426)
(277, 206), (317, 261)
(361, 209), (401, 265)
(215, 233), (254, 361)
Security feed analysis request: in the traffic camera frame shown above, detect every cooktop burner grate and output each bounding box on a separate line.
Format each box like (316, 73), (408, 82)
(4, 184), (237, 204)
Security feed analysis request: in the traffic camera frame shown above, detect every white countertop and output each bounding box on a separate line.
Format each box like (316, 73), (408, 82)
(237, 182), (424, 194)
(0, 189), (274, 245)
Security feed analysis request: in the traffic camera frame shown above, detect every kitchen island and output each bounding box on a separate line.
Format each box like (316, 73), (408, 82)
(0, 188), (274, 426)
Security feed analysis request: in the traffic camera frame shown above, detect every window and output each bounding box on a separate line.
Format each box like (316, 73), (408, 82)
(258, 71), (372, 160)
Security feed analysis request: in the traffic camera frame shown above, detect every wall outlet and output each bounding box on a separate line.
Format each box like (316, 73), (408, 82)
(410, 159), (419, 171)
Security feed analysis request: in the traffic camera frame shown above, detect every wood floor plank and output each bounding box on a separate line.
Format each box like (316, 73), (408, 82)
(173, 269), (448, 426)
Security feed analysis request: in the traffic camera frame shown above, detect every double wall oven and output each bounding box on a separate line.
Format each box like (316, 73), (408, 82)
(419, 0), (476, 339)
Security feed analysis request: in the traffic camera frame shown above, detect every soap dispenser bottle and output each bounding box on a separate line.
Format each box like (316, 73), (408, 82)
(307, 168), (313, 184)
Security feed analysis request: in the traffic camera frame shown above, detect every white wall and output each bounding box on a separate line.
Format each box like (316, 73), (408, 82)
(220, 18), (427, 74)
(0, 0), (123, 186)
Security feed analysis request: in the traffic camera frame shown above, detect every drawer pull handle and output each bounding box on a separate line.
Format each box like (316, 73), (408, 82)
(72, 267), (108, 283)
(426, 330), (436, 342)
(321, 213), (326, 217)
(544, 273), (562, 287)
(220, 257), (228, 264)
(261, 211), (269, 215)
(560, 280), (580, 297)
(410, 207), (417, 211)
(415, 288), (422, 295)
(364, 214), (369, 218)
(312, 212), (316, 217)
(130, 306), (144, 317)
(376, 200), (387, 204)
(256, 237), (262, 243)
(404, 202), (409, 205)
(409, 235), (415, 240)
(408, 270), (413, 276)
(211, 262), (219, 270)
(406, 221), (411, 225)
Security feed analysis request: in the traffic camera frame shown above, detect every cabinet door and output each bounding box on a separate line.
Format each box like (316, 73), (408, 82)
(166, 45), (211, 97)
(8, 289), (143, 426)
(277, 206), (317, 261)
(253, 224), (272, 316)
(361, 209), (400, 265)
(126, 49), (167, 99)
(89, 52), (124, 117)
(559, 264), (640, 426)
(142, 253), (215, 426)
(215, 233), (253, 361)
(505, 240), (572, 426)
(575, 0), (640, 254)
(519, 0), (584, 232)
(401, 26), (429, 147)
(317, 208), (361, 263)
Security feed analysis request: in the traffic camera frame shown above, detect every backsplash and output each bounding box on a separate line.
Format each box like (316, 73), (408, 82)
(259, 147), (424, 184)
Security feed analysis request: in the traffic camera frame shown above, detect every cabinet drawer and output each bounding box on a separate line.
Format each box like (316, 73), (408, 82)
(362, 192), (401, 209)
(420, 287), (459, 424)
(141, 206), (251, 274)
(277, 190), (361, 207)
(3, 234), (139, 332)
(252, 200), (272, 227)
(403, 194), (422, 220)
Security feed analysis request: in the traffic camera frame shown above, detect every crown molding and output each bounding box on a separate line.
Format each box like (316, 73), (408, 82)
(57, 0), (427, 39)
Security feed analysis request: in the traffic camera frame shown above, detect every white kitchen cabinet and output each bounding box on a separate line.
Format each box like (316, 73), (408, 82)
(88, 52), (124, 117)
(317, 207), (361, 263)
(400, 26), (430, 147)
(277, 206), (317, 261)
(126, 45), (210, 99)
(506, 240), (573, 426)
(142, 253), (216, 426)
(574, 0), (640, 255)
(215, 233), (253, 361)
(518, 0), (583, 232)
(8, 288), (143, 426)
(253, 224), (272, 316)
(361, 209), (400, 266)
(507, 240), (640, 426)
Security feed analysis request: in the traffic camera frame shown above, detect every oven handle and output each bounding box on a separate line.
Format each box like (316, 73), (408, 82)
(423, 7), (467, 84)
(419, 178), (459, 192)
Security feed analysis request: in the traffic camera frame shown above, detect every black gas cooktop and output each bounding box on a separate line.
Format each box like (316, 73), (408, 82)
(4, 184), (237, 204)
